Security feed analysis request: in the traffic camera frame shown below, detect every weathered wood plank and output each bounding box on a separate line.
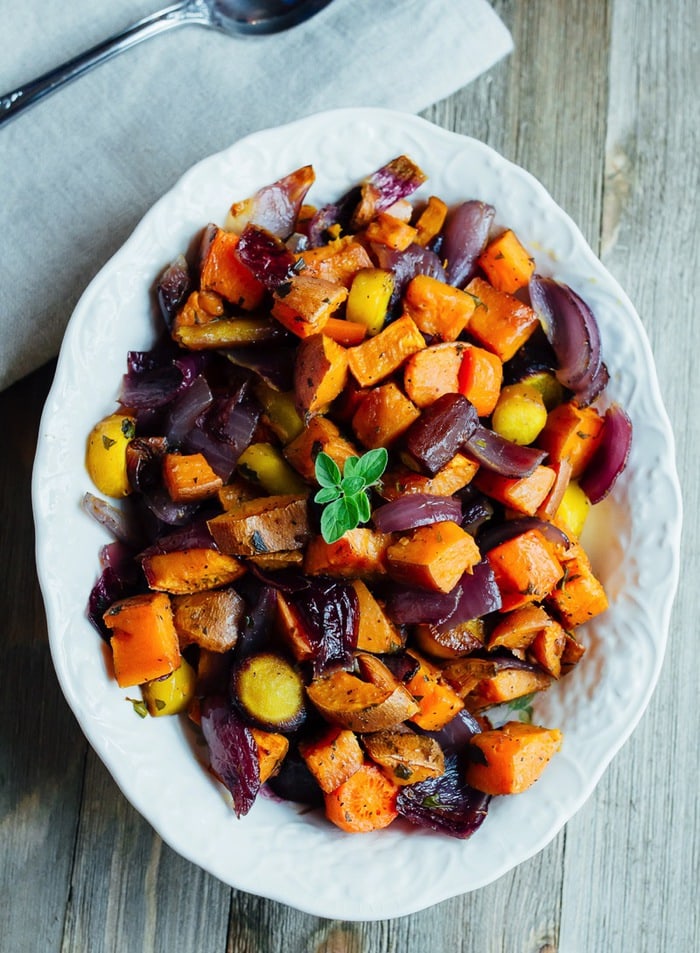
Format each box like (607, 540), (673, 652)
(0, 363), (87, 953)
(559, 0), (700, 950)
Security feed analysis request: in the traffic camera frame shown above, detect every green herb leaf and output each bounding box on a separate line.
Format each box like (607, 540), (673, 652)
(314, 452), (342, 488)
(320, 498), (350, 544)
(355, 490), (371, 524)
(127, 697), (148, 718)
(340, 475), (365, 496)
(315, 448), (388, 543)
(314, 485), (341, 504)
(357, 447), (388, 485)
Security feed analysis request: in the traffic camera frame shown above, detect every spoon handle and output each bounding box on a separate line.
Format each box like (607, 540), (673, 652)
(0, 1), (204, 128)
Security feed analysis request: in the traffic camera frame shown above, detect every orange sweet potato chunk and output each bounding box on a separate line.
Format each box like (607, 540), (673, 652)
(351, 381), (420, 449)
(465, 277), (540, 362)
(200, 228), (265, 310)
(465, 721), (563, 795)
(403, 275), (475, 342)
(103, 592), (181, 688)
(386, 521), (481, 594)
(347, 315), (425, 387)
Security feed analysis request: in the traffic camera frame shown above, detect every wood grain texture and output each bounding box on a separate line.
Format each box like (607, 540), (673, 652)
(1, 0), (696, 950)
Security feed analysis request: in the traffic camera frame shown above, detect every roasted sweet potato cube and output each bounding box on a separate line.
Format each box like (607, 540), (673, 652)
(207, 494), (310, 556)
(283, 415), (359, 482)
(529, 617), (568, 678)
(546, 543), (608, 627)
(351, 381), (420, 449)
(413, 617), (485, 659)
(413, 196), (448, 247)
(294, 333), (349, 416)
(403, 650), (464, 731)
(171, 587), (245, 652)
(142, 548), (246, 594)
(271, 274), (348, 338)
(162, 452), (223, 503)
(403, 342), (467, 408)
(299, 726), (364, 793)
(352, 580), (405, 653)
(363, 727), (445, 785)
(297, 236), (373, 288)
(403, 275), (475, 342)
(487, 529), (563, 612)
(199, 227), (266, 309)
(465, 666), (551, 710)
(103, 592), (181, 688)
(474, 465), (557, 517)
(347, 314), (425, 387)
(364, 212), (418, 251)
(250, 727), (290, 784)
(476, 229), (536, 295)
(487, 604), (554, 652)
(275, 591), (315, 662)
(304, 528), (390, 579)
(440, 656), (502, 697)
(386, 521), (481, 594)
(306, 669), (419, 733)
(465, 276), (540, 362)
(465, 721), (563, 795)
(380, 452), (479, 501)
(536, 401), (605, 478)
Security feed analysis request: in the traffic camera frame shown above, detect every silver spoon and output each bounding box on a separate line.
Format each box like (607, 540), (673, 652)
(0, 0), (334, 128)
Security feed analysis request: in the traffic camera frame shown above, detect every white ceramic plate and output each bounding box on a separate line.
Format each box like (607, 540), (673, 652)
(33, 108), (682, 920)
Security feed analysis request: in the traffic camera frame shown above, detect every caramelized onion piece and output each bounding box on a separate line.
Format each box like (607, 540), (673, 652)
(579, 403), (633, 503)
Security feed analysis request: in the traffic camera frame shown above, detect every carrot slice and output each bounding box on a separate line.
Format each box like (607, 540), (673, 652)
(324, 762), (399, 833)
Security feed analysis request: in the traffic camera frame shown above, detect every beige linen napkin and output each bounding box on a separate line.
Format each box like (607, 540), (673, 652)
(0, 0), (511, 390)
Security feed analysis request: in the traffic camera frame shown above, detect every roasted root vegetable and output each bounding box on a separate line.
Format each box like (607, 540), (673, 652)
(103, 592), (181, 688)
(88, 154), (629, 838)
(324, 762), (399, 833)
(232, 652), (306, 732)
(86, 412), (135, 498)
(465, 721), (563, 795)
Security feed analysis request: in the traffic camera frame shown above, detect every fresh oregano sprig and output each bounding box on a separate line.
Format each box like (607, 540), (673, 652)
(314, 448), (388, 544)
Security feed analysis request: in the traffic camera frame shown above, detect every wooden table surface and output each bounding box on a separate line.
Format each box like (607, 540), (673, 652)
(2, 1), (698, 950)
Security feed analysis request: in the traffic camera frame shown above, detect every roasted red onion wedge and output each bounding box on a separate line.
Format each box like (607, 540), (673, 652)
(529, 275), (604, 404)
(465, 424), (547, 478)
(372, 494), (462, 533)
(156, 255), (191, 329)
(200, 698), (261, 818)
(435, 562), (503, 630)
(396, 754), (491, 839)
(226, 165), (315, 239)
(235, 223), (297, 291)
(579, 403), (633, 503)
(442, 200), (495, 287)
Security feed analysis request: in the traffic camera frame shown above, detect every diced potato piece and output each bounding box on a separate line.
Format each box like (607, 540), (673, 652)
(171, 587), (245, 652)
(380, 452), (479, 501)
(352, 580), (405, 653)
(294, 332), (349, 416)
(351, 381), (420, 449)
(465, 721), (563, 794)
(200, 228), (266, 309)
(299, 727), (364, 793)
(304, 528), (390, 579)
(553, 479), (591, 539)
(465, 277), (540, 362)
(162, 452), (223, 503)
(103, 592), (181, 688)
(403, 275), (475, 342)
(272, 274), (348, 338)
(386, 521), (481, 593)
(207, 495), (310, 556)
(363, 728), (445, 785)
(403, 342), (466, 407)
(347, 315), (425, 387)
(283, 415), (359, 482)
(297, 236), (373, 288)
(142, 548), (246, 594)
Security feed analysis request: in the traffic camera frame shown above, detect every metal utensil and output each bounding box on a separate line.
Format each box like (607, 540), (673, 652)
(1, 0), (334, 128)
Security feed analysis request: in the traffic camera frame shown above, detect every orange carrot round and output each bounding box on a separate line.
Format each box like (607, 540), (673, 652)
(324, 763), (399, 833)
